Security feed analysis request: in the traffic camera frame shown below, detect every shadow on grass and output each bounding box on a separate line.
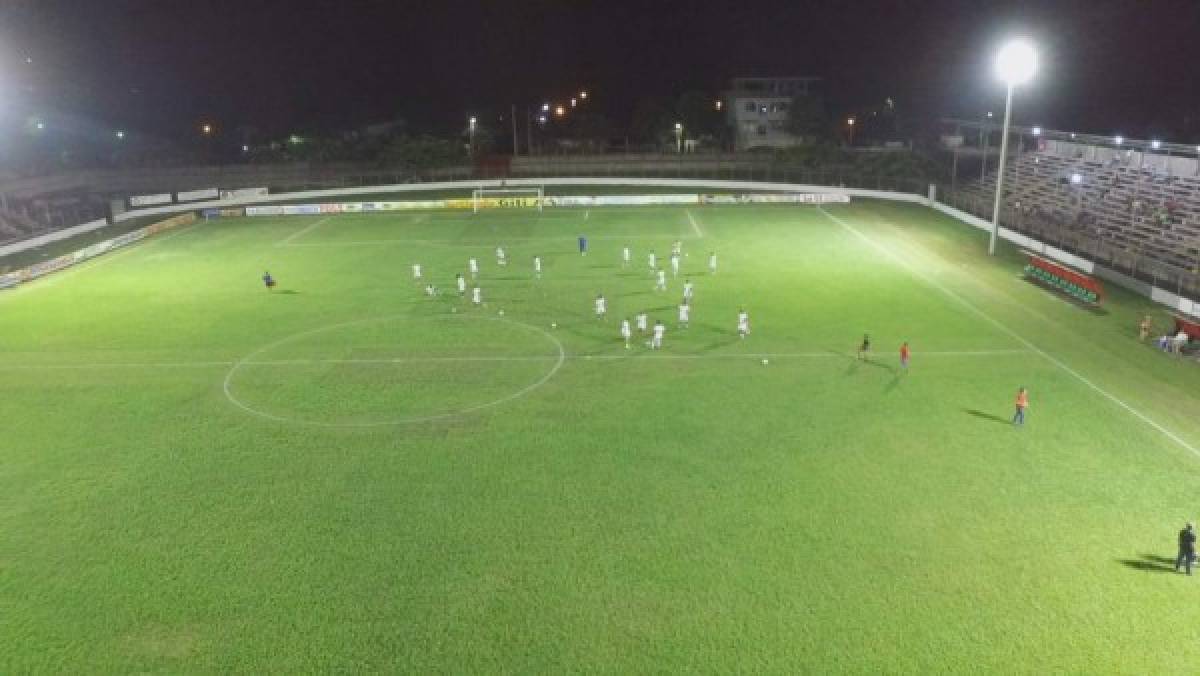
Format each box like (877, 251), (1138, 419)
(1118, 555), (1179, 573)
(845, 356), (894, 376)
(964, 408), (1010, 425)
(274, 289), (300, 295)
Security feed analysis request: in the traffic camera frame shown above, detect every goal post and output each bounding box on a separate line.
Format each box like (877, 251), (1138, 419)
(471, 186), (544, 213)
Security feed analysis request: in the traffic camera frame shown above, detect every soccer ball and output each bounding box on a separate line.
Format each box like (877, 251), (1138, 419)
(762, 358), (769, 365)
(498, 309), (505, 316)
(551, 322), (557, 329)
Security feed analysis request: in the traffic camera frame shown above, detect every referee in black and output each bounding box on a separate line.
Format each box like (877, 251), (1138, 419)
(1176, 523), (1196, 575)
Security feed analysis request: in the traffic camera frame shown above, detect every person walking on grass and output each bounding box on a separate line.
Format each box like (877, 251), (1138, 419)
(1013, 386), (1029, 426)
(1177, 523), (1196, 575)
(857, 334), (870, 360)
(620, 318), (632, 349)
(1139, 315), (1153, 341)
(622, 245), (632, 268)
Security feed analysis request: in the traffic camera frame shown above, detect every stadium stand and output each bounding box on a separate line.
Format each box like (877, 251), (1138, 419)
(952, 140), (1200, 275)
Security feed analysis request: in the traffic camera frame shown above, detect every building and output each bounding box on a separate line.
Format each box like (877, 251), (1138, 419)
(722, 77), (821, 150)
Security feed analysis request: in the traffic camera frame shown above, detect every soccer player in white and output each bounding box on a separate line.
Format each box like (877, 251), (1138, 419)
(412, 262), (422, 280)
(533, 255), (542, 279)
(737, 308), (750, 339)
(468, 257), (479, 278)
(708, 252), (717, 275)
(648, 250), (657, 271)
(651, 320), (665, 349)
(670, 252), (680, 277)
(636, 311), (648, 333)
(671, 240), (682, 258)
(622, 246), (632, 267)
(425, 284), (437, 297)
(620, 318), (632, 349)
(496, 246), (507, 266)
(683, 279), (694, 302)
(456, 273), (466, 296)
(655, 268), (667, 292)
(472, 286), (482, 306)
(678, 301), (690, 328)
(594, 294), (607, 319)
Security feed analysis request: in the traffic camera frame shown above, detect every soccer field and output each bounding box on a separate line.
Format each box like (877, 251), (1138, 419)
(3, 198), (1200, 672)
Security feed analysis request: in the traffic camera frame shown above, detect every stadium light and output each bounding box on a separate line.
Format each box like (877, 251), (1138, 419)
(1071, 173), (1082, 185)
(35, 121), (45, 130)
(542, 103), (550, 112)
(988, 38), (1038, 256)
(1115, 136), (1124, 145)
(571, 97), (577, 108)
(847, 117), (856, 146)
(242, 144), (250, 153)
(1032, 126), (1042, 136)
(115, 130), (125, 139)
(674, 122), (683, 154)
(579, 90), (588, 100)
(468, 117), (477, 157)
(715, 99), (722, 111)
(538, 115), (547, 124)
(1070, 133), (1076, 139)
(201, 123), (213, 135)
(1151, 140), (1162, 150)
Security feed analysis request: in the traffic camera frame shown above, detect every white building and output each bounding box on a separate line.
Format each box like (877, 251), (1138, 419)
(722, 77), (820, 150)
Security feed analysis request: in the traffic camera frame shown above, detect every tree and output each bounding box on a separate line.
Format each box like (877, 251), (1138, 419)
(785, 93), (829, 141)
(630, 97), (675, 145)
(674, 90), (724, 141)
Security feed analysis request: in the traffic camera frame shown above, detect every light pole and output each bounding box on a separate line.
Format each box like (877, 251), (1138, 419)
(989, 39), (1038, 256)
(980, 111), (993, 181)
(468, 116), (477, 158)
(846, 117), (856, 146)
(674, 122), (683, 154)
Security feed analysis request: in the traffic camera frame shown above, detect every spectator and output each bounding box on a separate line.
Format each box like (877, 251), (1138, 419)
(1178, 523), (1196, 575)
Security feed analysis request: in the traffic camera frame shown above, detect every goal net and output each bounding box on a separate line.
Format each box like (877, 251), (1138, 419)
(471, 187), (544, 213)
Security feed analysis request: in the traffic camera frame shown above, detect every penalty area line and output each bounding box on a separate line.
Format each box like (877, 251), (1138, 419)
(276, 216), (331, 246)
(816, 205), (1200, 459)
(686, 209), (705, 238)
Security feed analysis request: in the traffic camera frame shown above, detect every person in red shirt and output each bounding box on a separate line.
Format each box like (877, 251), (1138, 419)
(899, 342), (910, 369)
(1013, 387), (1029, 426)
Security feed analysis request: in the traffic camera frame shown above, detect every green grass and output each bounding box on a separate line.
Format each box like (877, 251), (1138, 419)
(2, 199), (1200, 672)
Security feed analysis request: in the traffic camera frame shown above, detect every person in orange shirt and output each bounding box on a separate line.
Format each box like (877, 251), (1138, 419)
(899, 342), (910, 369)
(1013, 387), (1029, 426)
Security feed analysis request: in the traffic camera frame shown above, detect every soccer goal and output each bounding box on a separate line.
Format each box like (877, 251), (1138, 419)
(471, 186), (544, 213)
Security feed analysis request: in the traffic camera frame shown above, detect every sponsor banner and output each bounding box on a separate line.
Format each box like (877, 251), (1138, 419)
(0, 272), (20, 289)
(76, 240), (115, 260)
(340, 203), (362, 213)
(143, 212), (196, 236)
(245, 205), (284, 216)
(288, 205), (321, 215)
(109, 230), (148, 249)
(129, 193), (173, 208)
(542, 194), (699, 207)
(220, 207), (244, 218)
(176, 187), (220, 202)
(319, 203), (343, 214)
(220, 187), (269, 200)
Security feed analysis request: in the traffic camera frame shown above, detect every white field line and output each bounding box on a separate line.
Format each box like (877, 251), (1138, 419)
(0, 349), (1030, 370)
(816, 206), (1199, 458)
(276, 216), (330, 246)
(280, 233), (702, 247)
(585, 210), (589, 220)
(686, 209), (705, 238)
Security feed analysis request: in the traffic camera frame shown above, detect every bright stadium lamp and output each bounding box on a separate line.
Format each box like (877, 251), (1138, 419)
(1151, 140), (1162, 150)
(571, 97), (577, 107)
(542, 103), (550, 112)
(987, 38), (1038, 256)
(554, 105), (565, 117)
(115, 130), (125, 139)
(1032, 126), (1042, 136)
(674, 122), (683, 154)
(1115, 136), (1124, 145)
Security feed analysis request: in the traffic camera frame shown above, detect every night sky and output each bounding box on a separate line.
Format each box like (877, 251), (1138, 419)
(2, 0), (1199, 142)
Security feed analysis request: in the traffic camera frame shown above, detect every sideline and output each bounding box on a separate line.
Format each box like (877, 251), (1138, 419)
(275, 216), (330, 246)
(816, 205), (1199, 458)
(686, 209), (705, 238)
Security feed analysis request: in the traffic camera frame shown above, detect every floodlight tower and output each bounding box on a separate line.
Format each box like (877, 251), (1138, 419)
(674, 122), (683, 154)
(988, 39), (1037, 256)
(468, 116), (477, 157)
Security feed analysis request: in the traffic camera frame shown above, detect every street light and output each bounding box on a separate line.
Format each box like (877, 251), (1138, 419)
(571, 97), (577, 108)
(579, 90), (588, 100)
(115, 130), (125, 140)
(674, 122), (683, 154)
(542, 103), (550, 112)
(554, 105), (565, 117)
(988, 38), (1038, 256)
(846, 117), (856, 146)
(715, 99), (722, 111)
(468, 116), (477, 157)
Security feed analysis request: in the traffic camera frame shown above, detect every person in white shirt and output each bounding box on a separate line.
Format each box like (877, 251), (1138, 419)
(737, 309), (750, 339)
(620, 318), (632, 349)
(636, 311), (648, 333)
(412, 263), (422, 280)
(683, 279), (694, 302)
(533, 255), (543, 279)
(678, 301), (690, 328)
(708, 252), (717, 275)
(468, 257), (479, 278)
(670, 252), (680, 277)
(456, 273), (466, 296)
(1174, 330), (1190, 355)
(651, 320), (665, 349)
(672, 240), (682, 257)
(622, 246), (632, 267)
(495, 246), (507, 266)
(594, 294), (607, 319)
(472, 286), (482, 306)
(424, 284), (437, 297)
(655, 268), (667, 292)
(648, 250), (657, 271)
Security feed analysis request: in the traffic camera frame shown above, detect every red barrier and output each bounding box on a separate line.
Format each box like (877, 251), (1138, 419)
(1026, 253), (1104, 300)
(1175, 315), (1200, 341)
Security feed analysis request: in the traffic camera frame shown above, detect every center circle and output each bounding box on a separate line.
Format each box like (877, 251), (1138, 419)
(223, 314), (565, 427)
